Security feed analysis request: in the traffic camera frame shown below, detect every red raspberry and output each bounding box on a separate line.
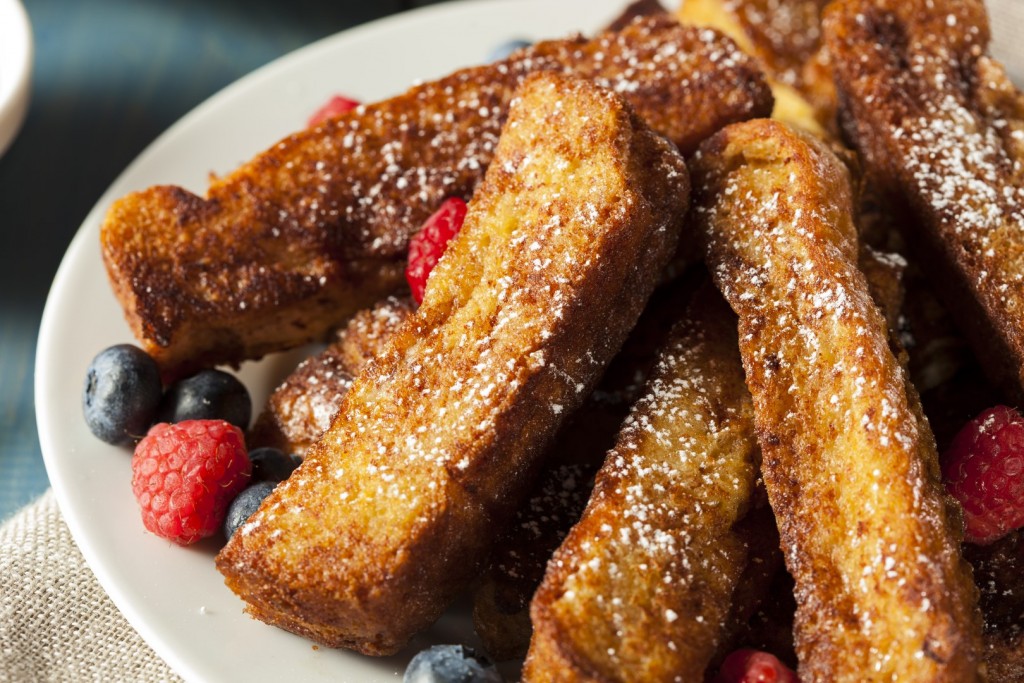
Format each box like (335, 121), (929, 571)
(942, 405), (1024, 545)
(131, 420), (251, 545)
(714, 649), (799, 683)
(405, 197), (468, 304)
(307, 94), (361, 127)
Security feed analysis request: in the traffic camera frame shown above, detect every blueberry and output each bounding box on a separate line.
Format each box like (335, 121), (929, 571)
(82, 344), (162, 446)
(158, 369), (251, 429)
(249, 447), (302, 482)
(487, 39), (531, 63)
(404, 645), (503, 683)
(222, 481), (276, 541)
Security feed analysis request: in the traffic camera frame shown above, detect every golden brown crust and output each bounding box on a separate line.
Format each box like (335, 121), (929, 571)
(215, 71), (691, 655)
(247, 296), (414, 454)
(490, 247), (902, 674)
(682, 0), (828, 91)
(692, 118), (982, 682)
(524, 283), (762, 683)
(471, 273), (702, 662)
(676, 0), (834, 136)
(100, 16), (771, 377)
(824, 0), (1024, 405)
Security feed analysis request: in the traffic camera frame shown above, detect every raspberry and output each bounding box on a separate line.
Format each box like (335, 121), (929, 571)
(131, 420), (251, 545)
(405, 197), (468, 304)
(713, 649), (799, 683)
(307, 94), (360, 127)
(942, 405), (1024, 545)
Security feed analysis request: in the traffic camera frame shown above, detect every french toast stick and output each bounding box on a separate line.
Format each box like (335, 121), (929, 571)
(824, 0), (1024, 405)
(678, 0), (827, 92)
(101, 15), (771, 377)
(705, 244), (906, 674)
(473, 457), (602, 663)
(247, 296), (414, 454)
(524, 281), (763, 683)
(472, 272), (702, 662)
(692, 119), (982, 682)
(215, 71), (691, 655)
(676, 0), (833, 137)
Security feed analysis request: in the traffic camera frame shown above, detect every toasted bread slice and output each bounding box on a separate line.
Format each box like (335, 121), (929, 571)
(524, 282), (763, 682)
(824, 0), (1024, 405)
(692, 118), (982, 682)
(678, 0), (827, 91)
(247, 296), (414, 454)
(676, 0), (833, 136)
(471, 272), (701, 662)
(215, 71), (691, 655)
(101, 15), (770, 377)
(705, 244), (905, 675)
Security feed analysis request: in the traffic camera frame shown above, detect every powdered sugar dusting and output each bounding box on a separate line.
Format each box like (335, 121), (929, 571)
(723, 0), (824, 87)
(694, 119), (976, 678)
(220, 70), (689, 651)
(887, 59), (1024, 333)
(534, 287), (761, 678)
(834, 2), (1024, 402)
(288, 15), (759, 260)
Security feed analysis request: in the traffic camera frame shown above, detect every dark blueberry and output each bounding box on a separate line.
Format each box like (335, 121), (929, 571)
(487, 39), (531, 63)
(404, 645), (503, 683)
(222, 481), (276, 541)
(82, 344), (162, 446)
(157, 369), (251, 429)
(249, 447), (302, 482)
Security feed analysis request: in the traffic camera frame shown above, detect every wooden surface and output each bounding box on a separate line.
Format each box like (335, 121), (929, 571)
(0, 0), (451, 520)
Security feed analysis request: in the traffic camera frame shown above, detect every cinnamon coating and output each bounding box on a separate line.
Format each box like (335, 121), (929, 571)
(825, 0), (1024, 405)
(692, 118), (982, 682)
(524, 282), (763, 683)
(101, 15), (770, 377)
(216, 72), (690, 655)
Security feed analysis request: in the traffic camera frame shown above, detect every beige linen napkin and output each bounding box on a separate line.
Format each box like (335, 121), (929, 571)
(0, 490), (181, 682)
(3, 2), (1024, 681)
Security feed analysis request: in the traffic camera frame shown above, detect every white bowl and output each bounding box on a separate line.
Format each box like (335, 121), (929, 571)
(0, 0), (32, 157)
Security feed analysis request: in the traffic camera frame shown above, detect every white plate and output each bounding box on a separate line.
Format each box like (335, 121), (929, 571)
(0, 0), (32, 157)
(36, 1), (636, 680)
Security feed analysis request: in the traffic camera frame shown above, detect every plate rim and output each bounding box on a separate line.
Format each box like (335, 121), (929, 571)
(0, 0), (33, 157)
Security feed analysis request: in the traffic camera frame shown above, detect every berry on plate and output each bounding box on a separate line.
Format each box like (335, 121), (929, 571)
(405, 197), (468, 304)
(157, 369), (252, 430)
(942, 405), (1024, 545)
(131, 420), (251, 545)
(223, 481), (277, 542)
(248, 446), (302, 483)
(487, 38), (531, 62)
(403, 644), (502, 683)
(307, 94), (361, 127)
(713, 648), (799, 683)
(82, 344), (162, 446)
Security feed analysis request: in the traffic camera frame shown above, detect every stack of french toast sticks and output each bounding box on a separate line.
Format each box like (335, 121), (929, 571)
(98, 0), (1024, 680)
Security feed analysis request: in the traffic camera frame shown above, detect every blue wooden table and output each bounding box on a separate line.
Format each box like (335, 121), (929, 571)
(0, 0), (451, 521)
